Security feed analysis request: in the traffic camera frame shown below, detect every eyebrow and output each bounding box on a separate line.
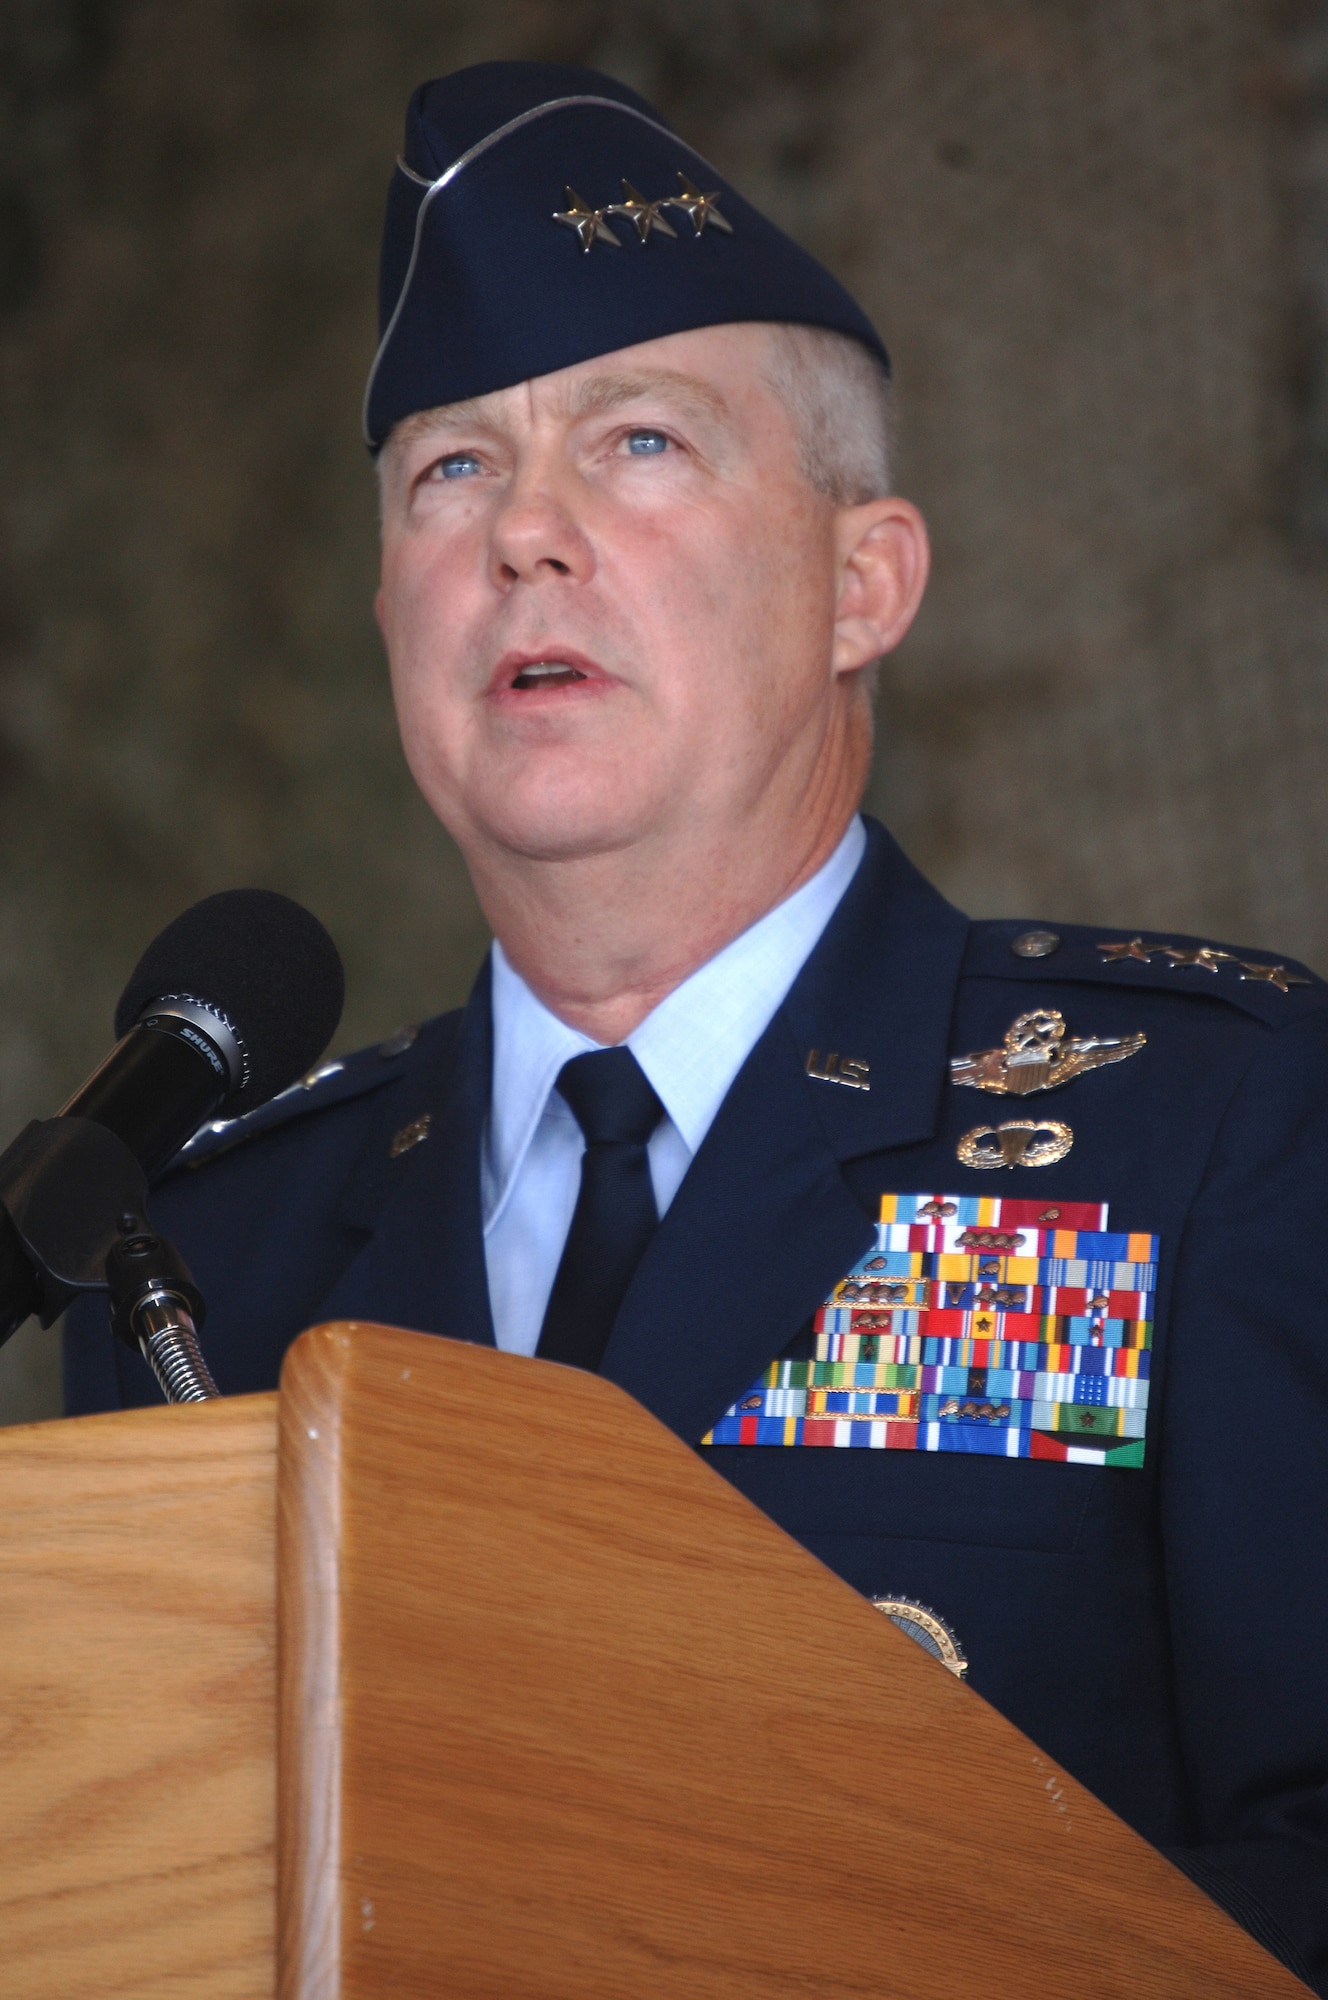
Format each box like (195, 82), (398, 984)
(553, 370), (731, 425)
(389, 368), (732, 453)
(388, 401), (492, 451)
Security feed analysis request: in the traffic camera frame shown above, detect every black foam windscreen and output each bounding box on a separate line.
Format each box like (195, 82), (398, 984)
(113, 889), (345, 1112)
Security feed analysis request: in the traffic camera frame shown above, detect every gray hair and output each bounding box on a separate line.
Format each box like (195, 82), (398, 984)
(761, 322), (895, 504)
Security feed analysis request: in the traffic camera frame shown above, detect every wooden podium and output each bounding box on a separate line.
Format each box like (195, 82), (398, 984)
(0, 1321), (1306, 1998)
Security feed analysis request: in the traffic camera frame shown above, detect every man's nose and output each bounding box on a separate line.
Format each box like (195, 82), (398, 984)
(488, 473), (595, 590)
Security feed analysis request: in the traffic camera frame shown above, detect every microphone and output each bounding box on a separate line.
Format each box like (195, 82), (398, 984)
(76, 888), (345, 1178)
(0, 889), (345, 1362)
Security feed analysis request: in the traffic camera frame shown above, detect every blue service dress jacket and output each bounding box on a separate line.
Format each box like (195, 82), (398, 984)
(65, 818), (1328, 1988)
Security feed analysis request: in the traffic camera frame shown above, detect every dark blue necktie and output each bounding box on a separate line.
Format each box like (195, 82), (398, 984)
(536, 1047), (665, 1371)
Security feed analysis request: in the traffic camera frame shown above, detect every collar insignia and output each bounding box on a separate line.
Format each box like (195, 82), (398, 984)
(806, 1049), (870, 1091)
(389, 1113), (431, 1159)
(951, 1009), (1144, 1097)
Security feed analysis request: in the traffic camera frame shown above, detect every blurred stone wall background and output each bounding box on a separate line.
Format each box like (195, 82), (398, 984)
(0, 0), (1325, 1422)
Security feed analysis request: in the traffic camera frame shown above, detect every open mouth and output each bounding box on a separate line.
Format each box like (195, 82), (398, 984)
(510, 660), (589, 691)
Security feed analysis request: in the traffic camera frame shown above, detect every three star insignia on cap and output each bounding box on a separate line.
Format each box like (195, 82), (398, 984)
(1096, 937), (1309, 992)
(665, 173), (734, 234)
(951, 1009), (1145, 1097)
(608, 180), (678, 242)
(554, 173), (733, 253)
(552, 188), (624, 251)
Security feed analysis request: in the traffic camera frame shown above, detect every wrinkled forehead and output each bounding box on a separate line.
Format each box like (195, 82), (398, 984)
(365, 61), (888, 453)
(381, 325), (783, 461)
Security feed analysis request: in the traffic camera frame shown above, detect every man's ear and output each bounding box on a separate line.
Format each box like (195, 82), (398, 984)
(831, 496), (930, 675)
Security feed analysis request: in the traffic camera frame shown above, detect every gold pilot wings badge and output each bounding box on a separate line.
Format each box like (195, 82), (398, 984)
(950, 1009), (1145, 1096)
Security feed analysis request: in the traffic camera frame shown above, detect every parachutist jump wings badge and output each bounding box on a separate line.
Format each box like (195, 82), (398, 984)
(951, 1009), (1145, 1097)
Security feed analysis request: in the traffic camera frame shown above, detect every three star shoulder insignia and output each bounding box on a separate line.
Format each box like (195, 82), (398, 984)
(178, 1025), (421, 1171)
(1095, 936), (1311, 993)
(952, 1009), (1144, 1098)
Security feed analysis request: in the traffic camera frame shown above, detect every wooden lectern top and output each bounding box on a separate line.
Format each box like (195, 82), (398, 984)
(279, 1322), (1303, 2000)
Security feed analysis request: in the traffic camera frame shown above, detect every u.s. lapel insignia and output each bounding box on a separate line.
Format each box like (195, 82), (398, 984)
(806, 1049), (870, 1091)
(951, 1009), (1144, 1097)
(957, 1119), (1073, 1169)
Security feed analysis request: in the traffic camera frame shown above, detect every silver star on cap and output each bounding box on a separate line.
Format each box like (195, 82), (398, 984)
(553, 187), (623, 252)
(660, 172), (734, 235)
(606, 180), (678, 243)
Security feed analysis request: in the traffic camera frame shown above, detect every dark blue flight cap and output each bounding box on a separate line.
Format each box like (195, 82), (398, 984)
(364, 61), (890, 452)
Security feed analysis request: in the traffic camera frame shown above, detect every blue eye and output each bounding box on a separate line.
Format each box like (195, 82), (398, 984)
(437, 453), (481, 479)
(627, 430), (669, 455)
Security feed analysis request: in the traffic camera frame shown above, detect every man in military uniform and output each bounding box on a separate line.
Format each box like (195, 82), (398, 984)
(65, 62), (1328, 1986)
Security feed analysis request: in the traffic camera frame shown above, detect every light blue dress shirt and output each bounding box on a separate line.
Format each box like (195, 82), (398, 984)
(482, 815), (866, 1356)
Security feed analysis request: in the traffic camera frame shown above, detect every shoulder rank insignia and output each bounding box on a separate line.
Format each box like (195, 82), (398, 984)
(1097, 937), (1311, 991)
(951, 1009), (1144, 1097)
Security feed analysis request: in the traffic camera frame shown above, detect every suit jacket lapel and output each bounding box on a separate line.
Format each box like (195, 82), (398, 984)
(601, 821), (969, 1441)
(316, 962), (496, 1346)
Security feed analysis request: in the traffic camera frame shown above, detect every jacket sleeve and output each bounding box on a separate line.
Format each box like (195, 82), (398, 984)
(1161, 1009), (1328, 1989)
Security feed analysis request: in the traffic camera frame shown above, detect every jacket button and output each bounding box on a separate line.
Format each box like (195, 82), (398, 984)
(1011, 929), (1060, 958)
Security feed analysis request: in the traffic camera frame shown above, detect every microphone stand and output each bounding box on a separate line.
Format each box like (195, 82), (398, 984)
(0, 1115), (219, 1403)
(106, 1228), (218, 1403)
